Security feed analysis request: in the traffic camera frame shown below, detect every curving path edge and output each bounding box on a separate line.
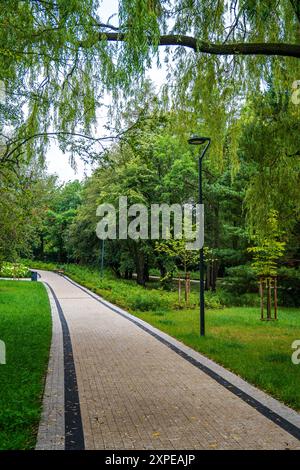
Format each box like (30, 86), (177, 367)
(36, 270), (300, 450)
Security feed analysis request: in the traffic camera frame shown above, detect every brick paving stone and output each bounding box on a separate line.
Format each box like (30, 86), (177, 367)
(36, 283), (64, 450)
(37, 270), (300, 450)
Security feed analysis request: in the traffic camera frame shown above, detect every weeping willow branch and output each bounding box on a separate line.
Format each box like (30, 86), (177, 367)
(1, 131), (117, 163)
(290, 0), (300, 24)
(0, 119), (150, 164)
(95, 2), (300, 59)
(99, 32), (300, 58)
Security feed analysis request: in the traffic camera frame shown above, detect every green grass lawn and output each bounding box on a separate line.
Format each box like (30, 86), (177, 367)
(137, 307), (300, 411)
(0, 281), (51, 450)
(26, 261), (300, 410)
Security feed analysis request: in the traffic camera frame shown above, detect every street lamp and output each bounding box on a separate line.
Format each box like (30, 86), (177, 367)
(188, 135), (211, 336)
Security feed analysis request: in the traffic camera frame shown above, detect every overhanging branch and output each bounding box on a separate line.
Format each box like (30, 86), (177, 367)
(100, 32), (300, 58)
(1, 132), (116, 163)
(1, 124), (142, 164)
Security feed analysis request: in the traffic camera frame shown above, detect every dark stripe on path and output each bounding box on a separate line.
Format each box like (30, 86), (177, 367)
(62, 274), (300, 442)
(45, 282), (85, 450)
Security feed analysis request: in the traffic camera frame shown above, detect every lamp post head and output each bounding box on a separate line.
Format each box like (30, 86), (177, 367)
(188, 135), (210, 145)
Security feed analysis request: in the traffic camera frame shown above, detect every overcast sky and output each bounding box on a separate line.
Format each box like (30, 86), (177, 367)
(46, 0), (167, 183)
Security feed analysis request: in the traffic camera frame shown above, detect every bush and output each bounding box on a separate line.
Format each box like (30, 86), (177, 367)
(203, 291), (223, 309)
(126, 291), (170, 312)
(218, 265), (300, 307)
(0, 262), (30, 278)
(217, 289), (260, 307)
(277, 267), (300, 307)
(219, 264), (257, 295)
(21, 258), (60, 272)
(159, 272), (175, 290)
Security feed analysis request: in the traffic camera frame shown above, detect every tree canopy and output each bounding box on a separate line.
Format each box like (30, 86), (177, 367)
(1, 0), (300, 169)
(0, 1), (299, 303)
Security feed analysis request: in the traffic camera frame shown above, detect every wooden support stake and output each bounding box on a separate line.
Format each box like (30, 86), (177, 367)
(267, 277), (272, 320)
(274, 276), (278, 320)
(186, 272), (190, 305)
(259, 277), (264, 320)
(178, 276), (181, 304)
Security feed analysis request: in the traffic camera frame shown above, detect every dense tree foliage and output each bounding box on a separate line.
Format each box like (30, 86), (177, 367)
(0, 2), (299, 305)
(35, 180), (82, 261)
(0, 162), (56, 262)
(1, 1), (300, 169)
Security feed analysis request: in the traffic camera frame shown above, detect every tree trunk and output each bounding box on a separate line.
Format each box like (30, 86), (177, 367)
(185, 272), (190, 304)
(211, 260), (219, 291)
(205, 261), (218, 291)
(259, 277), (264, 320)
(178, 276), (181, 304)
(274, 277), (278, 320)
(205, 262), (212, 290)
(211, 203), (220, 291)
(144, 260), (149, 282)
(267, 278), (272, 320)
(134, 245), (146, 286)
(158, 261), (166, 278)
(40, 233), (44, 259)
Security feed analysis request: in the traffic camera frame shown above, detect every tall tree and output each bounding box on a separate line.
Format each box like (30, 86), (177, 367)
(1, 1), (300, 170)
(239, 86), (300, 238)
(0, 162), (56, 262)
(40, 180), (82, 262)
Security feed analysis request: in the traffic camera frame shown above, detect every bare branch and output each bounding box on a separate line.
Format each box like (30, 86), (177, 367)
(98, 32), (300, 58)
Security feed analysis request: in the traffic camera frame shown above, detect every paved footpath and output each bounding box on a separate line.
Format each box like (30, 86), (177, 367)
(36, 270), (300, 450)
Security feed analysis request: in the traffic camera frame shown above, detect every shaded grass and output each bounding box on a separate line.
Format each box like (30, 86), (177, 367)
(27, 261), (300, 411)
(0, 281), (51, 449)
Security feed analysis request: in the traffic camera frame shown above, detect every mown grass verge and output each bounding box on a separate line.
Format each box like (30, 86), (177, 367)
(0, 281), (51, 449)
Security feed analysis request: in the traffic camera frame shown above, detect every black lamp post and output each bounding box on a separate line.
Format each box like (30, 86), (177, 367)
(188, 135), (211, 336)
